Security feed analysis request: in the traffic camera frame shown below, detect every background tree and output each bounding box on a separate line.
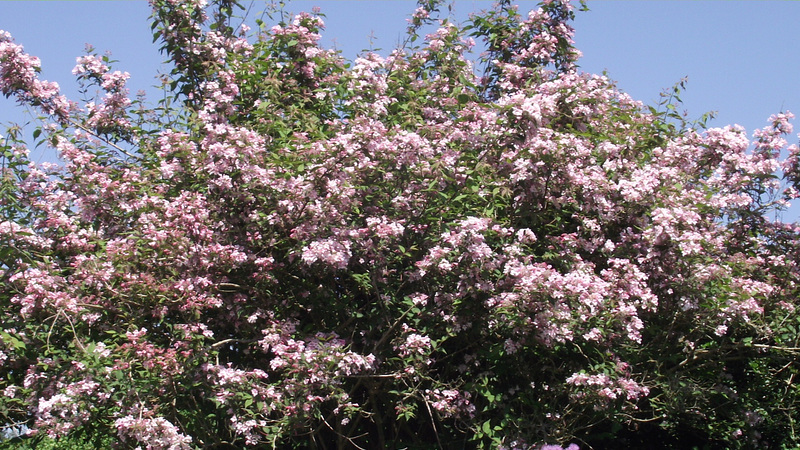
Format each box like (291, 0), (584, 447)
(1, 0), (800, 448)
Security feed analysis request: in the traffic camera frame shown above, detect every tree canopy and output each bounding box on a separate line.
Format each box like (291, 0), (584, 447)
(1, 1), (800, 448)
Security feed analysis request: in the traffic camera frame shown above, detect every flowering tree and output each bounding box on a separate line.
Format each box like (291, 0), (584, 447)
(2, 0), (800, 448)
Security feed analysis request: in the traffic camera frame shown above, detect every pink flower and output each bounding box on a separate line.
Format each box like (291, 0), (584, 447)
(301, 238), (352, 270)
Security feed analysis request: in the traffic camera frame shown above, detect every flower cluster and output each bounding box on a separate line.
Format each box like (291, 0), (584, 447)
(0, 31), (71, 118)
(115, 414), (193, 450)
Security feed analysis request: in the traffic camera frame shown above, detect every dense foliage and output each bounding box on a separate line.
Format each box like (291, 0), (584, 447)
(2, 1), (800, 448)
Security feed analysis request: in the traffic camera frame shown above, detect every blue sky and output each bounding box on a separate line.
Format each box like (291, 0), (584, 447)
(2, 1), (797, 135)
(1, 1), (799, 217)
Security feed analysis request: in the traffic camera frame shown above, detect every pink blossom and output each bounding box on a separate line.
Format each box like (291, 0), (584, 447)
(301, 238), (352, 269)
(115, 414), (192, 450)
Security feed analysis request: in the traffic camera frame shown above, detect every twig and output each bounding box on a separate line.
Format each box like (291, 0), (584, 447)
(66, 117), (138, 160)
(371, 302), (417, 354)
(422, 396), (444, 450)
(752, 343), (800, 352)
(210, 338), (260, 349)
(319, 414), (367, 450)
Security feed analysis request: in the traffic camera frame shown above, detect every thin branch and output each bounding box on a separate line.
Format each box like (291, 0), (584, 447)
(319, 414), (367, 450)
(752, 343), (800, 353)
(371, 302), (417, 354)
(422, 396), (444, 450)
(210, 338), (260, 349)
(65, 117), (138, 160)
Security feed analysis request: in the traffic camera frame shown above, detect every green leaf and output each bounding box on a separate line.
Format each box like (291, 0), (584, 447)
(0, 330), (25, 350)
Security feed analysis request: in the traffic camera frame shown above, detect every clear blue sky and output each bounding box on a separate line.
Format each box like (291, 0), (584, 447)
(1, 1), (799, 217)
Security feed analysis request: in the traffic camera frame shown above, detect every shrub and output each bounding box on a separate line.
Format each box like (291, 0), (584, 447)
(1, 1), (799, 448)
